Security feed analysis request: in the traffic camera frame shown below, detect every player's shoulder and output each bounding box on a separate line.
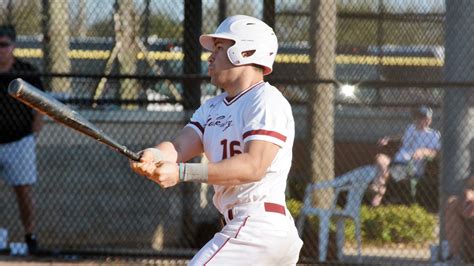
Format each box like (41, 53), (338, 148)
(251, 82), (288, 103)
(427, 127), (441, 137)
(405, 123), (417, 133)
(200, 93), (226, 109)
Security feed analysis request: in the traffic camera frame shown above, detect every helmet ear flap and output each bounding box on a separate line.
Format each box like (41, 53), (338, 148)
(227, 41), (265, 66)
(227, 44), (243, 65)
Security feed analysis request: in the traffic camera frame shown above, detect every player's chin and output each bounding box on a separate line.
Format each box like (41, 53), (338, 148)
(209, 72), (223, 87)
(208, 69), (215, 79)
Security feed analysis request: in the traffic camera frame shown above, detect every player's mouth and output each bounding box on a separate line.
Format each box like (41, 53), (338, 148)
(208, 65), (215, 74)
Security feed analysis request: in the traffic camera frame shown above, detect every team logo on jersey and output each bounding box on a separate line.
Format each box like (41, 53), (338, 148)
(205, 115), (233, 132)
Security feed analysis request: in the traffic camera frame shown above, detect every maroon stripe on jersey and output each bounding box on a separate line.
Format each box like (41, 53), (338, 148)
(243, 129), (287, 142)
(190, 121), (204, 134)
(203, 216), (249, 265)
(203, 238), (230, 266)
(234, 216), (249, 237)
(224, 81), (264, 106)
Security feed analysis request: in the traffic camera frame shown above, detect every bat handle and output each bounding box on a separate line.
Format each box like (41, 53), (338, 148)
(123, 149), (141, 162)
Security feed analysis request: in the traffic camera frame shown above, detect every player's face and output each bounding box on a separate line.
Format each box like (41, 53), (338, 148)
(0, 36), (14, 67)
(415, 116), (431, 129)
(207, 38), (237, 87)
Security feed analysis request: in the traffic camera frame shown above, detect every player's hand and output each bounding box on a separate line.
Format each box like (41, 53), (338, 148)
(148, 161), (180, 188)
(412, 149), (425, 160)
(130, 160), (156, 178)
(462, 189), (474, 218)
(377, 136), (390, 147)
(129, 148), (163, 177)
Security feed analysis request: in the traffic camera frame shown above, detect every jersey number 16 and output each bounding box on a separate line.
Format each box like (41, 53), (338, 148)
(220, 139), (242, 160)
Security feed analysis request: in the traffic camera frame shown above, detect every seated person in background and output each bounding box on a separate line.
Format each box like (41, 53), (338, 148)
(445, 176), (474, 262)
(370, 106), (441, 206)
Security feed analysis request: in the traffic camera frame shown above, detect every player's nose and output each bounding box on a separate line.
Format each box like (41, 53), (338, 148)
(208, 53), (214, 64)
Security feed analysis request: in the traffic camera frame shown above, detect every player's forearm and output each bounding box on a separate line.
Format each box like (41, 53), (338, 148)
(156, 141), (179, 162)
(387, 134), (403, 142)
(419, 148), (438, 159)
(154, 127), (204, 163)
(205, 153), (265, 185)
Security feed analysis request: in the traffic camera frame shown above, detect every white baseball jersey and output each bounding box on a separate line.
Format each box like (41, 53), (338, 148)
(186, 81), (294, 213)
(394, 124), (441, 176)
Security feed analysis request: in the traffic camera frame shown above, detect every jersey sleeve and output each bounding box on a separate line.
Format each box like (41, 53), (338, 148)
(428, 130), (441, 150)
(185, 104), (206, 140)
(241, 92), (291, 148)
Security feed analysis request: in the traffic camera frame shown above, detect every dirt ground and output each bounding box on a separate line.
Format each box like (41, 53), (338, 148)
(0, 255), (190, 266)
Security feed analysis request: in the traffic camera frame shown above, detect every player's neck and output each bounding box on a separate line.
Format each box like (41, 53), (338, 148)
(223, 71), (264, 98)
(415, 124), (428, 131)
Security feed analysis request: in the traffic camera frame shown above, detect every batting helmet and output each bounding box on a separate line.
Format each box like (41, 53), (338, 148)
(199, 15), (278, 76)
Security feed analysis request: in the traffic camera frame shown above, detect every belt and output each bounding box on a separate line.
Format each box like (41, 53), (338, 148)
(227, 202), (286, 221)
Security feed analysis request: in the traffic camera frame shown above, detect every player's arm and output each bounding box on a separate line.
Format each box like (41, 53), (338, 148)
(412, 147), (438, 160)
(378, 133), (403, 146)
(412, 131), (441, 160)
(206, 140), (279, 185)
(137, 140), (278, 188)
(136, 126), (203, 163)
(176, 139), (280, 186)
(156, 127), (204, 163)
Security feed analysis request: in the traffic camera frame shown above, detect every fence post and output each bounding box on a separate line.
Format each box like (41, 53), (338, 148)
(442, 0), (474, 253)
(309, 0), (337, 209)
(182, 0), (203, 248)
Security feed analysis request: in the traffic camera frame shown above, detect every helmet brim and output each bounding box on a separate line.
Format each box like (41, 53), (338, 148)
(199, 33), (235, 51)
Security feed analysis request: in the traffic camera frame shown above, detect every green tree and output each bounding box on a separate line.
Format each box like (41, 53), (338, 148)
(1, 0), (42, 35)
(88, 16), (115, 37)
(146, 14), (182, 39)
(89, 13), (182, 39)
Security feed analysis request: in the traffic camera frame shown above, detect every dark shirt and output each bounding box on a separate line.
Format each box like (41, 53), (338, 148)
(0, 59), (44, 144)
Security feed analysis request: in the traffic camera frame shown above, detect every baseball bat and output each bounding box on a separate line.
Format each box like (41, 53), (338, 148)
(8, 78), (141, 162)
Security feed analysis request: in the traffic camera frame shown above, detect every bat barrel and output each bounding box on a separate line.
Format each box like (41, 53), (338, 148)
(8, 78), (142, 162)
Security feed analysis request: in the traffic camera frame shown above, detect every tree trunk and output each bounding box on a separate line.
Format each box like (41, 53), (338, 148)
(42, 0), (71, 93)
(309, 0), (337, 209)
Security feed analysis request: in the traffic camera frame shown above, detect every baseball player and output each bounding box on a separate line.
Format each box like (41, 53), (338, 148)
(130, 15), (303, 265)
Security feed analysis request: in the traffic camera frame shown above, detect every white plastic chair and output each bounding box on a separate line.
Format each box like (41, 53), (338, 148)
(296, 165), (377, 262)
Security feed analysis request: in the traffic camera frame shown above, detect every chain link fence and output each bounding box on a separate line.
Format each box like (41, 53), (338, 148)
(0, 0), (473, 264)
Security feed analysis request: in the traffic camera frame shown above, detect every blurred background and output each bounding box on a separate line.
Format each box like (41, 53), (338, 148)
(0, 0), (473, 264)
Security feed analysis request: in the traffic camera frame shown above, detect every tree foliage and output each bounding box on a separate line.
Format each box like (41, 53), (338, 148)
(0, 0), (42, 35)
(88, 13), (182, 39)
(276, 0), (443, 47)
(1, 0), (444, 47)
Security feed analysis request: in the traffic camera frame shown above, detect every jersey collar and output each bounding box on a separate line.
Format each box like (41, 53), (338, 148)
(224, 81), (265, 106)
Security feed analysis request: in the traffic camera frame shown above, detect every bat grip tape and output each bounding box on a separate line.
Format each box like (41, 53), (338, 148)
(179, 163), (208, 183)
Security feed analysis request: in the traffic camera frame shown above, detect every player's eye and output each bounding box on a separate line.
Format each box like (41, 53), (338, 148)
(215, 44), (223, 51)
